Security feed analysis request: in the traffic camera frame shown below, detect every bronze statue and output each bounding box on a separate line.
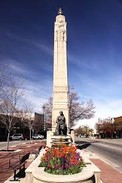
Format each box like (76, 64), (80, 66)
(55, 111), (67, 135)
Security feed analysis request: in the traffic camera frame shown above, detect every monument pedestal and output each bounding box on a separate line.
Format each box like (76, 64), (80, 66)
(51, 135), (72, 146)
(46, 130), (75, 147)
(46, 131), (53, 147)
(46, 131), (73, 147)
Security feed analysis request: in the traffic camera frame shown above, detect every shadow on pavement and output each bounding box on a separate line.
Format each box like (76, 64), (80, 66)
(75, 141), (91, 149)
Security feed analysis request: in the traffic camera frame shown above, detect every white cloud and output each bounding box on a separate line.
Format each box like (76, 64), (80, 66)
(22, 80), (52, 113)
(0, 55), (29, 76)
(6, 32), (53, 56)
(32, 42), (53, 56)
(9, 63), (28, 75)
(75, 98), (122, 130)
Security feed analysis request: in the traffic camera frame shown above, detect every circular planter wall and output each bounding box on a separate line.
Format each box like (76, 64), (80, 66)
(32, 167), (94, 183)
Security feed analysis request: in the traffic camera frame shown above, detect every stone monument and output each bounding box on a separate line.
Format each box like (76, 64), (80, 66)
(46, 8), (74, 147)
(52, 8), (69, 132)
(23, 10), (101, 183)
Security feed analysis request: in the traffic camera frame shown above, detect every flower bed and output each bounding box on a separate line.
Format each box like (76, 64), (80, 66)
(39, 144), (85, 175)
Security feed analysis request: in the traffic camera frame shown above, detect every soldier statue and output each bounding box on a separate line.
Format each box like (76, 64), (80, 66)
(55, 111), (67, 135)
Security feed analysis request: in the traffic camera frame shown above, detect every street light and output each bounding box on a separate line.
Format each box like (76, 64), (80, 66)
(42, 105), (46, 132)
(111, 118), (115, 138)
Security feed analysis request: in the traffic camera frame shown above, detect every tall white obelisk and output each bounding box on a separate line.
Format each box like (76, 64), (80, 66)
(52, 8), (69, 131)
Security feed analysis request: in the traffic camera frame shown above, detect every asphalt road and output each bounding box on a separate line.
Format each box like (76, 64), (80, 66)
(77, 138), (122, 173)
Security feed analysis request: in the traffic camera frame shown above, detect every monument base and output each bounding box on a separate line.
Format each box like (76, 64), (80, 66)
(51, 135), (72, 146)
(46, 130), (75, 147)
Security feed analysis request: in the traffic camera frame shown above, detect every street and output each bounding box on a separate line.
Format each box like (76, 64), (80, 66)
(76, 138), (122, 173)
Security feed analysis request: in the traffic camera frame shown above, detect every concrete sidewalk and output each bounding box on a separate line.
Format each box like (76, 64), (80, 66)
(82, 148), (122, 183)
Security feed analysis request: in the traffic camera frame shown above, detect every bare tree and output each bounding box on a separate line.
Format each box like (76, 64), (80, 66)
(75, 125), (94, 137)
(20, 106), (34, 142)
(19, 105), (44, 140)
(74, 126), (85, 136)
(69, 87), (95, 126)
(43, 87), (95, 127)
(42, 98), (52, 123)
(95, 120), (119, 138)
(34, 112), (44, 134)
(0, 78), (23, 150)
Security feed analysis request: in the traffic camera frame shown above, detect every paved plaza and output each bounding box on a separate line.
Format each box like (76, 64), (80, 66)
(0, 140), (45, 183)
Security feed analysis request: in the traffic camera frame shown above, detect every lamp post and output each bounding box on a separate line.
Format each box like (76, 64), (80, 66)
(42, 106), (46, 132)
(111, 118), (115, 138)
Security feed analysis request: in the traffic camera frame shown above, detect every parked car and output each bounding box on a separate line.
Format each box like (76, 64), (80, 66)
(32, 134), (44, 140)
(11, 133), (24, 140)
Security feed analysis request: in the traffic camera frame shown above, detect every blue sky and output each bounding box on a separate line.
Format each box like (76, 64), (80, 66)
(0, 0), (122, 128)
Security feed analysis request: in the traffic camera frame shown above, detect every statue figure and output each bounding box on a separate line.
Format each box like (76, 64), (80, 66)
(55, 111), (67, 135)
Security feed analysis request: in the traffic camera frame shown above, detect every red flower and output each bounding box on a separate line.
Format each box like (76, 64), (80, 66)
(39, 144), (85, 175)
